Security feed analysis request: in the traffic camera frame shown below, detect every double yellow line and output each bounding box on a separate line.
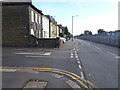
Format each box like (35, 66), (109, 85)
(0, 66), (98, 89)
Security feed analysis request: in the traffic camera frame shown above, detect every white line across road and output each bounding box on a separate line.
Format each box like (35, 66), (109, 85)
(0, 69), (16, 72)
(15, 52), (51, 56)
(94, 46), (101, 50)
(26, 56), (43, 58)
(107, 51), (120, 60)
(43, 52), (51, 55)
(107, 52), (118, 56)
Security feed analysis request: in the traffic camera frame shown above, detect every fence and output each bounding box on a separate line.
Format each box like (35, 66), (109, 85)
(77, 30), (120, 47)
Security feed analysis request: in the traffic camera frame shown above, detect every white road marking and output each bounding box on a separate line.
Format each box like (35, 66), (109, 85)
(94, 46), (101, 50)
(15, 52), (51, 56)
(75, 55), (78, 58)
(70, 55), (74, 58)
(77, 61), (80, 64)
(53, 74), (64, 79)
(78, 65), (82, 69)
(43, 52), (51, 55)
(107, 52), (118, 56)
(107, 52), (119, 59)
(26, 56), (43, 58)
(65, 80), (81, 88)
(0, 69), (16, 72)
(81, 72), (84, 79)
(74, 51), (77, 54)
(15, 52), (39, 55)
(115, 56), (120, 59)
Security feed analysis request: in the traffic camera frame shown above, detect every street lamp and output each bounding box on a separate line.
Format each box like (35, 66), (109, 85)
(72, 15), (78, 41)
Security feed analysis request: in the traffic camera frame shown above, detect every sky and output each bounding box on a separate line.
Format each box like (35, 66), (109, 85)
(32, 0), (119, 35)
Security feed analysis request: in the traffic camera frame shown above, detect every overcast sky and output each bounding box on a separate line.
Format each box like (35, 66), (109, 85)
(32, 0), (119, 35)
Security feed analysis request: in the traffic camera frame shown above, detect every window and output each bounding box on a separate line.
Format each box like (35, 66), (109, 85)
(31, 11), (34, 22)
(39, 15), (41, 24)
(35, 13), (38, 23)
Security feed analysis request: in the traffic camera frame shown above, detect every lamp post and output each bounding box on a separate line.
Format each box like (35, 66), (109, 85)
(72, 15), (78, 41)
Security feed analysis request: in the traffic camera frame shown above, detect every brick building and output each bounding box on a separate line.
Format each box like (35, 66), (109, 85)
(2, 2), (43, 47)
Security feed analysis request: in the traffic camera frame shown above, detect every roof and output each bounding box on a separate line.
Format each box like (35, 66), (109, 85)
(2, 1), (43, 15)
(45, 15), (57, 25)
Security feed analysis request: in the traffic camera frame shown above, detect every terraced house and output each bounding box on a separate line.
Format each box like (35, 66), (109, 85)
(45, 15), (59, 38)
(2, 1), (66, 48)
(2, 1), (43, 47)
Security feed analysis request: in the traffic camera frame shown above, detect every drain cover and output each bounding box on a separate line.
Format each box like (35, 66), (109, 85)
(23, 80), (47, 88)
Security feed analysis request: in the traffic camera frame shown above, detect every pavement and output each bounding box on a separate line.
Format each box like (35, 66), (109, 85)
(1, 39), (119, 89)
(2, 39), (95, 89)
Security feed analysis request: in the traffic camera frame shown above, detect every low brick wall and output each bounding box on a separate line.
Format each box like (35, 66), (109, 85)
(30, 35), (62, 48)
(3, 35), (63, 48)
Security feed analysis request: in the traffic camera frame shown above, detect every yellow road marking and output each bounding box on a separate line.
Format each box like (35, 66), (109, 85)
(0, 66), (97, 89)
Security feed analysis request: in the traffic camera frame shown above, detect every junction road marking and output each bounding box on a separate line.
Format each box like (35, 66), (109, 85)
(75, 55), (78, 58)
(78, 65), (82, 69)
(77, 61), (80, 64)
(70, 55), (74, 58)
(107, 52), (119, 60)
(81, 72), (84, 79)
(94, 46), (101, 50)
(65, 80), (81, 88)
(43, 52), (51, 55)
(15, 52), (51, 56)
(0, 69), (16, 72)
(0, 66), (97, 89)
(26, 56), (43, 58)
(107, 52), (117, 56)
(115, 56), (120, 59)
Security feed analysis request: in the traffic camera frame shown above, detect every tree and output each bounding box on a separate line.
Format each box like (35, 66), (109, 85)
(84, 30), (92, 35)
(79, 34), (84, 36)
(98, 29), (105, 34)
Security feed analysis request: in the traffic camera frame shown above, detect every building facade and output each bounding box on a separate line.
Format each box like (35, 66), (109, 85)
(42, 15), (50, 38)
(2, 2), (43, 47)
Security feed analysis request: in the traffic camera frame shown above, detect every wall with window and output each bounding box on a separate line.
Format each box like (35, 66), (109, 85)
(42, 15), (49, 38)
(29, 6), (42, 38)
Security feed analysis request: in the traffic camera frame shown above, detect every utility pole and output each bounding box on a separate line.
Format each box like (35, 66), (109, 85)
(72, 15), (78, 41)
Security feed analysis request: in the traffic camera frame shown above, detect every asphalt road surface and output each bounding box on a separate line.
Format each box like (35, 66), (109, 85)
(2, 39), (119, 89)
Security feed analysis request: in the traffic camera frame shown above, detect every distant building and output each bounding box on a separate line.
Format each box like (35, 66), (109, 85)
(58, 24), (63, 36)
(2, 1), (43, 47)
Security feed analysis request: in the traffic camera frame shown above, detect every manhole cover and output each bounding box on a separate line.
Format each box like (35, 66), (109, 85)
(23, 80), (47, 88)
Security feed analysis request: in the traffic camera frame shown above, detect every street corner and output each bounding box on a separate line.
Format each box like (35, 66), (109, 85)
(1, 67), (97, 89)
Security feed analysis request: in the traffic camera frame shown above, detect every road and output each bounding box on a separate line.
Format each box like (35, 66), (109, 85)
(74, 39), (118, 88)
(2, 39), (119, 89)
